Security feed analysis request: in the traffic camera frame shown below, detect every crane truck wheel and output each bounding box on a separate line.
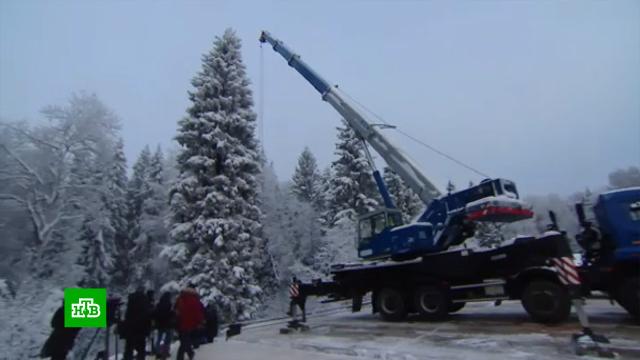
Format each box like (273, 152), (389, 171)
(521, 280), (570, 324)
(414, 285), (449, 320)
(377, 287), (407, 321)
(616, 276), (640, 320)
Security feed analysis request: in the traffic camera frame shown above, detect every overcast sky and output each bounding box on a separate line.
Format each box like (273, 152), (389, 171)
(1, 0), (638, 196)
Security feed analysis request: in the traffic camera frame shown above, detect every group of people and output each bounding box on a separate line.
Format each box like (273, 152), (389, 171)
(42, 283), (218, 360)
(120, 283), (218, 360)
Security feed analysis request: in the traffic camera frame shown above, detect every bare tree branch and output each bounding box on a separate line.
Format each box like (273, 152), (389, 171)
(0, 143), (44, 185)
(0, 122), (61, 151)
(0, 193), (26, 204)
(0, 175), (33, 182)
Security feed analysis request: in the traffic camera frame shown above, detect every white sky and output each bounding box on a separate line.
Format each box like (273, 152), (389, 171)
(1, 0), (638, 195)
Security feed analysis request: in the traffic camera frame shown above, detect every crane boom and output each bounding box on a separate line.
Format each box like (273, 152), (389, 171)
(259, 31), (441, 203)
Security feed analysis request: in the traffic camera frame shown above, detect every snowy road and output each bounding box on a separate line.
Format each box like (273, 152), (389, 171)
(195, 300), (639, 360)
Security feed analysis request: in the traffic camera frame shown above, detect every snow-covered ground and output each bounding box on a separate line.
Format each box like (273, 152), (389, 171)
(193, 300), (639, 360)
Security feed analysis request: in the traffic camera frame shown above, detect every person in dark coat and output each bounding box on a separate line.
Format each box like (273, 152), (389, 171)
(204, 302), (219, 343)
(146, 290), (155, 306)
(174, 284), (205, 360)
(145, 289), (155, 354)
(152, 292), (175, 358)
(121, 287), (152, 360)
(41, 302), (80, 360)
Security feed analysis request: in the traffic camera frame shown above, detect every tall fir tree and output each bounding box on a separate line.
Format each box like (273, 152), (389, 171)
(325, 120), (379, 225)
(130, 145), (169, 289)
(149, 145), (164, 185)
(316, 166), (332, 223)
(313, 121), (379, 275)
(77, 215), (112, 287)
(291, 147), (321, 205)
(259, 162), (321, 283)
(258, 162), (284, 282)
(105, 139), (129, 288)
(166, 28), (272, 321)
(128, 146), (152, 239)
(383, 167), (423, 221)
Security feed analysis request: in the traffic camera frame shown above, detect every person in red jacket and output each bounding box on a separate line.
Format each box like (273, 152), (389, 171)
(174, 284), (205, 360)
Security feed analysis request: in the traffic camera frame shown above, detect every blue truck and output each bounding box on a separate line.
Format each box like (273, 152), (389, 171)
(574, 187), (640, 319)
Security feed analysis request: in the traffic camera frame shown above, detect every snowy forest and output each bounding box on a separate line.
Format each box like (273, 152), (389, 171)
(1, 28), (639, 358)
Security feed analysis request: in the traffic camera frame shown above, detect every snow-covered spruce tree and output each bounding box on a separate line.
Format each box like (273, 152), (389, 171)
(130, 145), (170, 289)
(122, 146), (159, 288)
(288, 148), (325, 272)
(127, 146), (152, 240)
(316, 166), (333, 224)
(383, 167), (423, 222)
(149, 145), (164, 185)
(166, 29), (273, 321)
(105, 139), (130, 288)
(291, 147), (321, 205)
(162, 146), (181, 187)
(314, 121), (380, 274)
(324, 120), (379, 225)
(91, 169), (119, 285)
(258, 162), (284, 282)
(260, 161), (322, 283)
(122, 146), (152, 288)
(77, 215), (112, 287)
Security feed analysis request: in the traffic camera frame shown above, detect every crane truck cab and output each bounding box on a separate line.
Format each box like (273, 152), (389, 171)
(575, 187), (640, 320)
(356, 178), (533, 261)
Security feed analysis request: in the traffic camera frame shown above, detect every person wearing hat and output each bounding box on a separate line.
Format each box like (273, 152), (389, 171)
(174, 283), (205, 360)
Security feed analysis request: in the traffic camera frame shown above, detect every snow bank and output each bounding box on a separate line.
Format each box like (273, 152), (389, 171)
(0, 283), (64, 359)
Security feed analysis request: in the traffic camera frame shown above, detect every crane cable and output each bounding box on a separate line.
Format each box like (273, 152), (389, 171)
(225, 300), (373, 334)
(259, 43), (265, 152)
(338, 89), (491, 179)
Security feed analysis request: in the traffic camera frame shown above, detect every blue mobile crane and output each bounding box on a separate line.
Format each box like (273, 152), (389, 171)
(259, 31), (533, 262)
(259, 31), (638, 327)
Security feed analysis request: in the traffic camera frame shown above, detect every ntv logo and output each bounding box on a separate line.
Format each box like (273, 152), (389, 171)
(64, 288), (106, 328)
(71, 298), (101, 318)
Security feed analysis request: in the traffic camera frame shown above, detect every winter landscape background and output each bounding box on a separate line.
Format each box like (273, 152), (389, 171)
(1, 1), (639, 359)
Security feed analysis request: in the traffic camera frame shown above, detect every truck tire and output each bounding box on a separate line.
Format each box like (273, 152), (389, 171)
(617, 276), (640, 320)
(414, 285), (449, 320)
(377, 288), (407, 321)
(521, 280), (570, 324)
(448, 302), (466, 313)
